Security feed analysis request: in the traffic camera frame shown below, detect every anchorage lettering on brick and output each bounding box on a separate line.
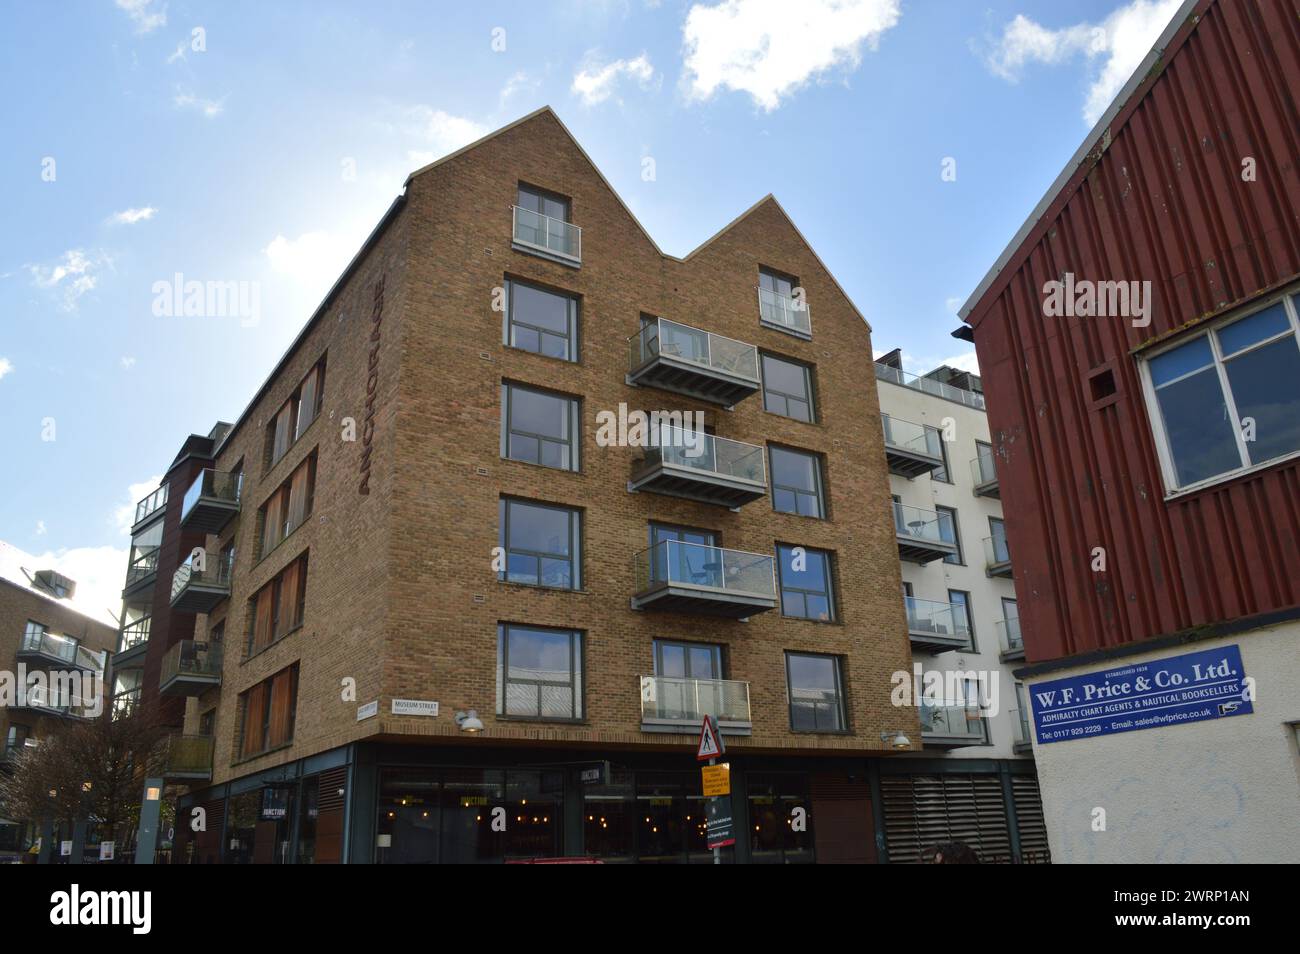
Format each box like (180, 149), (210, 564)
(358, 275), (385, 495)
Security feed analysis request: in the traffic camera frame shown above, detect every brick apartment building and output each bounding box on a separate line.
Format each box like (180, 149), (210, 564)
(0, 545), (116, 857)
(119, 107), (933, 864)
(959, 0), (1300, 862)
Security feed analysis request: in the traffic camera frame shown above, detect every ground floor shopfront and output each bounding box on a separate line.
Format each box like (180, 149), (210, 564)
(172, 741), (1046, 864)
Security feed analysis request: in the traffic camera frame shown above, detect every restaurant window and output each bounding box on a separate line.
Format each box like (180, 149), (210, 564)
(246, 554), (308, 656)
(238, 663), (299, 760)
(776, 544), (836, 622)
(266, 356), (327, 468)
(769, 445), (826, 518)
(786, 652), (846, 732)
(498, 497), (581, 590)
(258, 453), (316, 557)
(760, 353), (816, 422)
(501, 382), (580, 471)
(503, 278), (579, 362)
(748, 773), (814, 864)
(1142, 292), (1300, 491)
(496, 623), (583, 721)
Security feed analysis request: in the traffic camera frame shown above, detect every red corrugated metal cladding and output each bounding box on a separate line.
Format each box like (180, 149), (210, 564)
(963, 0), (1300, 663)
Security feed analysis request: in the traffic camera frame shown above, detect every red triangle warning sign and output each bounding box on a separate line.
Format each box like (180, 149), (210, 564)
(697, 715), (724, 761)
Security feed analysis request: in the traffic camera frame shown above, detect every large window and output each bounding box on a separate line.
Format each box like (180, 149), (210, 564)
(259, 453), (316, 557)
(748, 773), (814, 864)
(496, 624), (584, 721)
(1143, 293), (1300, 491)
(786, 652), (846, 732)
(948, 589), (975, 652)
(503, 279), (579, 361)
(776, 544), (836, 622)
(239, 663), (299, 759)
(938, 504), (962, 565)
(653, 640), (722, 680)
(266, 356), (327, 469)
(517, 184), (569, 223)
(247, 554), (308, 657)
(498, 498), (581, 590)
(769, 446), (825, 518)
(501, 383), (579, 471)
(760, 353), (815, 422)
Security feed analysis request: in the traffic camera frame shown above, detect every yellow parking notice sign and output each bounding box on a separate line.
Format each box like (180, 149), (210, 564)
(701, 763), (731, 797)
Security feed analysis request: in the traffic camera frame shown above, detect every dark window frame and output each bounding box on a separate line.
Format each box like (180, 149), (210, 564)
(769, 445), (827, 519)
(502, 277), (581, 363)
(760, 352), (817, 423)
(496, 622), (585, 722)
(938, 504), (963, 565)
(498, 497), (582, 591)
(776, 543), (837, 623)
(784, 651), (847, 734)
(500, 381), (581, 472)
(948, 588), (976, 652)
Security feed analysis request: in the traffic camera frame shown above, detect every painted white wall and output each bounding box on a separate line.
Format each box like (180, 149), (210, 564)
(875, 372), (1026, 761)
(1029, 623), (1300, 863)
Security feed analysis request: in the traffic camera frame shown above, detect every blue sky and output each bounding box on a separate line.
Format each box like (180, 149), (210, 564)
(0, 0), (1184, 621)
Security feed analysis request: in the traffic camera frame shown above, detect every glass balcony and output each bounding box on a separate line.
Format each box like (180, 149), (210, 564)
(124, 548), (159, 590)
(629, 425), (767, 508)
(904, 596), (970, 652)
(117, 616), (151, 654)
(874, 362), (986, 409)
(511, 205), (581, 263)
(920, 701), (986, 748)
(132, 484), (168, 529)
(180, 469), (243, 533)
(882, 416), (945, 478)
(984, 532), (1012, 578)
(169, 549), (233, 613)
(18, 628), (78, 665)
(639, 675), (752, 734)
(893, 502), (959, 564)
(632, 540), (777, 618)
(757, 286), (811, 337)
(998, 616), (1024, 660)
(159, 639), (223, 696)
(627, 317), (761, 405)
(1012, 707), (1035, 754)
(163, 734), (214, 781)
(971, 446), (1000, 498)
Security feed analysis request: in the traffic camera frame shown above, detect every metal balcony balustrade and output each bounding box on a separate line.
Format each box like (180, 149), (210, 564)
(629, 424), (767, 508)
(511, 205), (581, 263)
(757, 286), (811, 337)
(159, 639), (223, 695)
(638, 675), (752, 734)
(169, 549), (233, 613)
(874, 362), (986, 410)
(180, 468), (243, 533)
(627, 316), (761, 406)
(882, 415), (945, 478)
(893, 502), (958, 564)
(984, 532), (1012, 578)
(632, 540), (777, 618)
(904, 596), (970, 652)
(971, 446), (1000, 498)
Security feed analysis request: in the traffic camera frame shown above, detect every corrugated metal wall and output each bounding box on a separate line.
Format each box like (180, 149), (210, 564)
(965, 0), (1300, 661)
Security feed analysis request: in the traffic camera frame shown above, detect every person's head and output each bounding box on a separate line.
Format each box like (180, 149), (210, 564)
(923, 842), (980, 864)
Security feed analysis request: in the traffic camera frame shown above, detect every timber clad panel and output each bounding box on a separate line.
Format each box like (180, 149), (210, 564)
(964, 0), (1300, 662)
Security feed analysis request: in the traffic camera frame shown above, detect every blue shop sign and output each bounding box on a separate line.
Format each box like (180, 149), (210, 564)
(1029, 644), (1252, 745)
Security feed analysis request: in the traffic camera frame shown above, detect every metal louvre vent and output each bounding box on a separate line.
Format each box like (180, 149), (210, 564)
(319, 766), (347, 812)
(1012, 774), (1052, 864)
(881, 773), (1011, 863)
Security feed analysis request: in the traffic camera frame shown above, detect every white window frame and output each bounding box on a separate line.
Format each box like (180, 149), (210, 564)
(1138, 286), (1300, 499)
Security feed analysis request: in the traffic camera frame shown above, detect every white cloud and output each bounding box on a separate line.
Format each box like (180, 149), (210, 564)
(0, 540), (128, 627)
(108, 205), (157, 226)
(407, 149), (436, 168)
(35, 521), (46, 536)
(264, 231), (356, 300)
(120, 356), (136, 370)
(166, 41), (187, 64)
(572, 53), (657, 106)
(499, 71), (542, 110)
(938, 350), (981, 376)
(115, 0), (167, 34)
(682, 0), (901, 111)
(0, 357), (12, 380)
(113, 475), (164, 536)
(173, 88), (225, 118)
(402, 106), (489, 156)
(25, 249), (112, 311)
(983, 0), (1182, 125)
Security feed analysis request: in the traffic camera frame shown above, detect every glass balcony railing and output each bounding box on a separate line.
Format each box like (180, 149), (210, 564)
(893, 502), (955, 545)
(639, 675), (751, 725)
(181, 469), (243, 527)
(634, 540), (776, 599)
(164, 734), (214, 779)
(904, 596), (970, 642)
(629, 317), (760, 383)
(874, 362), (986, 410)
(971, 446), (998, 487)
(118, 616), (151, 652)
(170, 549), (234, 604)
(126, 548), (159, 586)
(20, 629), (78, 663)
(160, 639), (223, 693)
(757, 286), (811, 336)
(882, 416), (944, 458)
(998, 616), (1023, 655)
(512, 205), (581, 261)
(133, 485), (168, 527)
(643, 425), (766, 486)
(1013, 707), (1033, 747)
(984, 533), (1012, 570)
(920, 702), (985, 739)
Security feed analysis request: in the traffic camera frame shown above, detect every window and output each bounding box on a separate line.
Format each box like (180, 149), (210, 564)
(938, 505), (962, 564)
(653, 640), (723, 679)
(240, 664), (299, 759)
(777, 544), (836, 622)
(758, 267), (810, 336)
(496, 624), (583, 720)
(932, 433), (952, 483)
(760, 353), (816, 422)
(259, 453), (316, 557)
(517, 184), (569, 223)
(266, 357), (327, 468)
(128, 518), (163, 575)
(988, 516), (1009, 564)
(504, 279), (579, 361)
(501, 383), (579, 471)
(1144, 293), (1300, 490)
(786, 652), (846, 732)
(4, 724), (30, 756)
(1001, 597), (1021, 652)
(769, 446), (825, 518)
(111, 669), (143, 720)
(247, 554), (308, 656)
(498, 498), (581, 590)
(199, 709), (216, 737)
(948, 589), (975, 651)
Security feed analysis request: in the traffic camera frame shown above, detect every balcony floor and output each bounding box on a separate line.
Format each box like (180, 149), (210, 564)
(640, 718), (752, 736)
(160, 672), (222, 697)
(986, 561), (1013, 579)
(180, 498), (239, 534)
(922, 732), (986, 749)
(629, 461), (766, 508)
(627, 355), (760, 407)
(886, 446), (944, 479)
(908, 630), (967, 653)
(632, 583), (776, 619)
(973, 479), (1000, 499)
(170, 583), (230, 614)
(896, 536), (959, 565)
